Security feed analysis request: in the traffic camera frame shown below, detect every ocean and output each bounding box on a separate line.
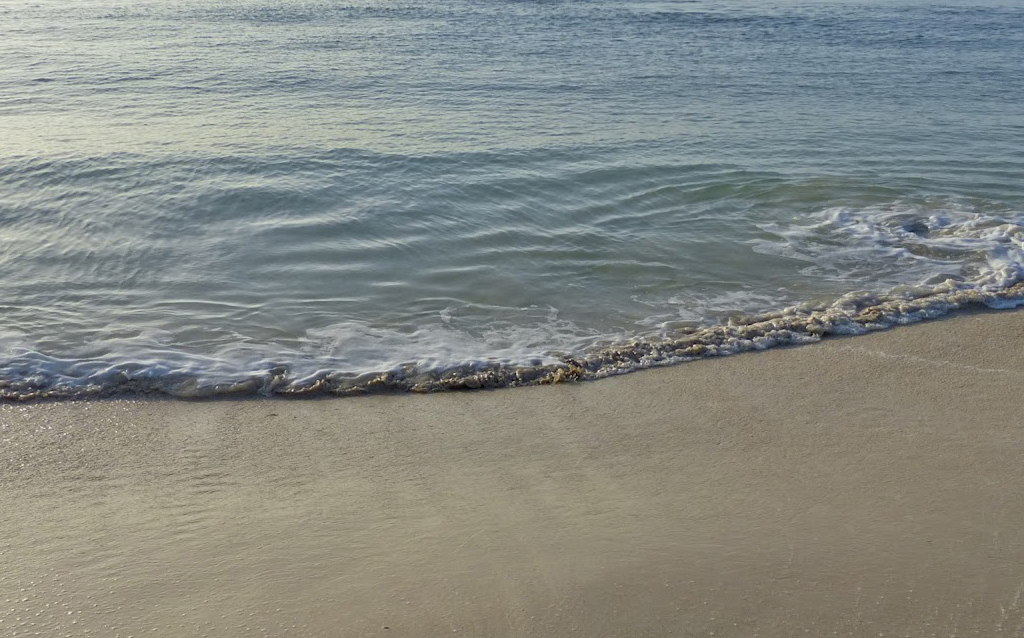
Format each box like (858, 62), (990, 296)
(1, 0), (1023, 398)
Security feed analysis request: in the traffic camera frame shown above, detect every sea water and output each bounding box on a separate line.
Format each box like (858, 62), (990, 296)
(1, 0), (1023, 398)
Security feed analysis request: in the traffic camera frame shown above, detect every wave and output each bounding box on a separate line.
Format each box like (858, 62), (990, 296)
(1, 281), (1022, 401)
(3, 199), (1024, 401)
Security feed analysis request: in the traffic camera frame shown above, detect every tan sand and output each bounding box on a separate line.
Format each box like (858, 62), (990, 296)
(3, 309), (1024, 637)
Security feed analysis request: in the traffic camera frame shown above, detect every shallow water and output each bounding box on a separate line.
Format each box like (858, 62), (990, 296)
(2, 0), (1023, 397)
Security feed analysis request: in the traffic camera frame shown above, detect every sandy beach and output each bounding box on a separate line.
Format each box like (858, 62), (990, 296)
(3, 308), (1024, 637)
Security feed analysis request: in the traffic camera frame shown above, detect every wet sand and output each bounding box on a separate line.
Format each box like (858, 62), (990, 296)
(3, 309), (1024, 637)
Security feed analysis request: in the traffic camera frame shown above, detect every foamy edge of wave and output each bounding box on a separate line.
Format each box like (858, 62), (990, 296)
(3, 280), (1023, 401)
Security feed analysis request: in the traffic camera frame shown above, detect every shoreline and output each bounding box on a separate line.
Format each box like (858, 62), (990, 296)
(3, 308), (1024, 636)
(3, 284), (1024, 401)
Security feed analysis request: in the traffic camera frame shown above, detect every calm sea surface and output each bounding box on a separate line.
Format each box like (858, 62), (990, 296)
(2, 0), (1023, 397)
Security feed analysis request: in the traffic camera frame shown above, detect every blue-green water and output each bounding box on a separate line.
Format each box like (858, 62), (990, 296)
(2, 0), (1023, 397)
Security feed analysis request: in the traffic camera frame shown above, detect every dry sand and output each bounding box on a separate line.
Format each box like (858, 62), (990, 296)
(3, 309), (1024, 637)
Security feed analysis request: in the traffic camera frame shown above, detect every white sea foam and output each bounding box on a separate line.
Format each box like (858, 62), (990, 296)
(753, 199), (1024, 292)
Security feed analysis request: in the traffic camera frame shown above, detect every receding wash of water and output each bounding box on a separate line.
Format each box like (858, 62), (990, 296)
(1, 0), (1022, 398)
